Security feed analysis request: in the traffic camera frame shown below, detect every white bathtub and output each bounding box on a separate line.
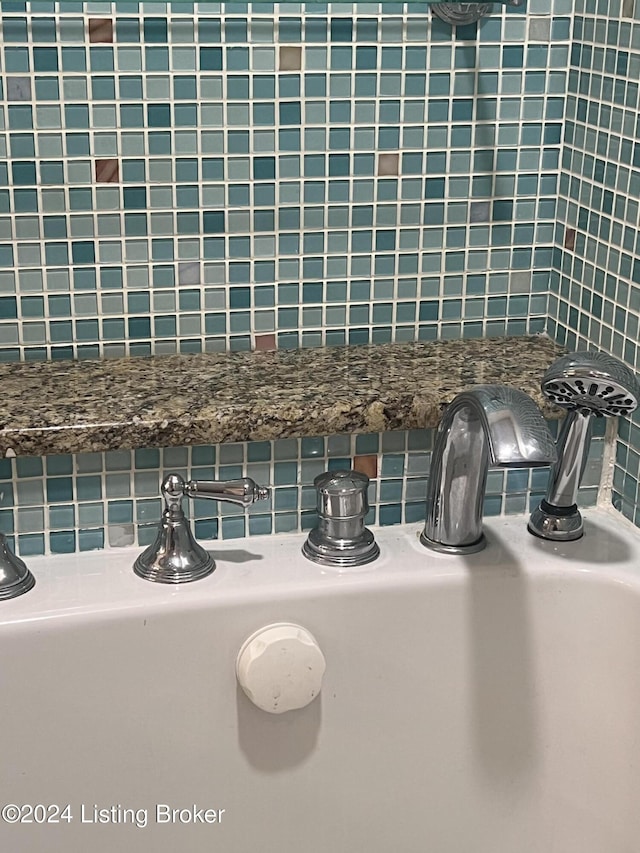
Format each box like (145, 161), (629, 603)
(2, 507), (640, 853)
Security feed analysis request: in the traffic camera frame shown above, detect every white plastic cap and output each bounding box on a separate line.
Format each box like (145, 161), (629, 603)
(236, 623), (326, 714)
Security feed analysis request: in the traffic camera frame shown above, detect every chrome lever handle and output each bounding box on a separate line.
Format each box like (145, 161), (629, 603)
(134, 473), (270, 585)
(161, 473), (270, 513)
(185, 477), (270, 506)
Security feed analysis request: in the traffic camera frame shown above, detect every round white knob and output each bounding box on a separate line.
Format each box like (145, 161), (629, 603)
(236, 623), (326, 714)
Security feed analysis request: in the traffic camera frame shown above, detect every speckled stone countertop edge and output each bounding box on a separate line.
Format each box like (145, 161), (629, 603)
(0, 335), (565, 458)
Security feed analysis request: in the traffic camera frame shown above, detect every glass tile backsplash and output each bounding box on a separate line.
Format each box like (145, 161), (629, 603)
(0, 422), (606, 557)
(0, 1), (564, 363)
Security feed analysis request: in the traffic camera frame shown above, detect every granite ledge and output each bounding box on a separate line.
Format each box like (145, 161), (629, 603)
(0, 335), (565, 458)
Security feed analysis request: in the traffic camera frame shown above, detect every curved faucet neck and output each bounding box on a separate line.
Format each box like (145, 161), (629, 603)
(421, 395), (493, 554)
(421, 385), (557, 555)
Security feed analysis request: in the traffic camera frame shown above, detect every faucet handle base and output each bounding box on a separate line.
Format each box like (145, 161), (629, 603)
(0, 534), (36, 600)
(528, 500), (584, 541)
(133, 516), (215, 584)
(419, 530), (487, 555)
(302, 526), (380, 568)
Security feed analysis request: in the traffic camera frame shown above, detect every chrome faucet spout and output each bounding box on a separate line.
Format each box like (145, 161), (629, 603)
(420, 385), (557, 555)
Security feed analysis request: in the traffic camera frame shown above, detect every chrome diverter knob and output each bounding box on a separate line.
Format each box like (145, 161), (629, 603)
(302, 469), (380, 568)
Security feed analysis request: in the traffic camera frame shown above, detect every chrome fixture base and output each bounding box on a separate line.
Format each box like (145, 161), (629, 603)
(529, 351), (640, 542)
(302, 527), (380, 568)
(133, 529), (215, 584)
(135, 473), (270, 584)
(528, 501), (583, 542)
(420, 385), (557, 554)
(0, 533), (36, 600)
(302, 470), (380, 568)
(419, 531), (487, 555)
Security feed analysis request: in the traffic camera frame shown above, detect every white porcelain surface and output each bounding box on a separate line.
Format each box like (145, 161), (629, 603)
(2, 507), (640, 852)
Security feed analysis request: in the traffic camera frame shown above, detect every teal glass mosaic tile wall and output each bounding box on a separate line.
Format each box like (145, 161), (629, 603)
(0, 422), (605, 557)
(549, 0), (640, 526)
(0, 0), (567, 362)
(6, 0), (625, 556)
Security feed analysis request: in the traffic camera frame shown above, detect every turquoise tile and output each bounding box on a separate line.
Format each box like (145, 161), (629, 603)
(78, 529), (105, 551)
(46, 477), (73, 503)
(18, 534), (45, 556)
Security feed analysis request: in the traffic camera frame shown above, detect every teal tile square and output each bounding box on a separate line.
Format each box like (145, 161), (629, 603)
(117, 18), (141, 42)
(2, 17), (27, 41)
(101, 317), (125, 339)
(0, 249), (14, 275)
(173, 103), (198, 127)
(5, 47), (29, 73)
(354, 45), (376, 70)
(12, 161), (36, 185)
(147, 104), (171, 127)
(49, 504), (75, 529)
(331, 17), (352, 41)
(33, 46), (58, 71)
(145, 47), (169, 72)
(379, 504), (402, 526)
(16, 456), (42, 479)
(273, 487), (298, 512)
(46, 477), (73, 503)
(122, 159), (145, 182)
(16, 533), (44, 556)
(61, 47), (86, 72)
(274, 461), (297, 486)
(227, 47), (249, 71)
(128, 317), (151, 338)
(108, 500), (133, 525)
(174, 75), (197, 100)
(68, 189), (92, 212)
(40, 161), (64, 185)
(154, 315), (176, 336)
(34, 77), (59, 100)
(8, 105), (32, 129)
(0, 477), (12, 507)
(79, 529), (105, 551)
(279, 102), (301, 125)
(65, 133), (90, 157)
(203, 211), (225, 233)
(92, 76), (116, 100)
(248, 515), (272, 537)
(144, 17), (168, 42)
(124, 187), (147, 209)
(198, 17), (221, 41)
(90, 47), (114, 73)
(193, 519), (218, 541)
(277, 16), (299, 40)
(175, 158), (198, 182)
(20, 296), (44, 318)
(221, 517), (246, 540)
(279, 75), (301, 99)
(71, 241), (95, 264)
(119, 76), (143, 100)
